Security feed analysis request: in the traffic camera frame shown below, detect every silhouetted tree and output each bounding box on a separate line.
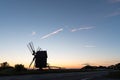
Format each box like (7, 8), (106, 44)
(108, 63), (120, 70)
(82, 65), (97, 70)
(108, 65), (115, 69)
(0, 62), (13, 71)
(14, 64), (26, 71)
(115, 63), (120, 70)
(98, 66), (107, 69)
(0, 62), (9, 68)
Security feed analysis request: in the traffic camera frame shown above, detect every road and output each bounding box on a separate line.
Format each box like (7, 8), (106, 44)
(0, 71), (109, 80)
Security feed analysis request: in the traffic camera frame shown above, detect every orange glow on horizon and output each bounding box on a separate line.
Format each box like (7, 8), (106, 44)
(6, 59), (120, 69)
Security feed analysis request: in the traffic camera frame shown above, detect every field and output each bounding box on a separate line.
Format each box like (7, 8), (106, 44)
(0, 68), (85, 76)
(0, 68), (120, 80)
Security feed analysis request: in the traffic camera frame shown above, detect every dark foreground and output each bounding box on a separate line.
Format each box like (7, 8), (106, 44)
(0, 71), (118, 80)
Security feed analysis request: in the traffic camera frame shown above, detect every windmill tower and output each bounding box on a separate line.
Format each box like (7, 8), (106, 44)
(27, 42), (48, 70)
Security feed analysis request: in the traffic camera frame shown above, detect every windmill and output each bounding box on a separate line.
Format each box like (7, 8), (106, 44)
(27, 42), (48, 70)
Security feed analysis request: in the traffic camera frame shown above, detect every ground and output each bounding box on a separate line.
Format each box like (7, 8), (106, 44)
(1, 71), (119, 80)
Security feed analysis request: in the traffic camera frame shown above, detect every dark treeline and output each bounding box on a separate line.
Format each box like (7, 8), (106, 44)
(0, 62), (120, 72)
(82, 63), (120, 70)
(0, 62), (26, 72)
(0, 62), (120, 76)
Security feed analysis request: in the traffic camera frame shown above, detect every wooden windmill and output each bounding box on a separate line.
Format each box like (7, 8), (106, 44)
(27, 42), (48, 70)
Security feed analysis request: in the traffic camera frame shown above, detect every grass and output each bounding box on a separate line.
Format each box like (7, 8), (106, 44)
(0, 69), (84, 76)
(0, 68), (110, 76)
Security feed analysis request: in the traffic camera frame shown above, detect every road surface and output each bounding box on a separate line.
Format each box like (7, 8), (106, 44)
(0, 71), (111, 80)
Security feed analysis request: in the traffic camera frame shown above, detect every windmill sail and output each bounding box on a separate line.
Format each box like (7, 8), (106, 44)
(27, 42), (35, 55)
(29, 57), (35, 68)
(27, 44), (33, 54)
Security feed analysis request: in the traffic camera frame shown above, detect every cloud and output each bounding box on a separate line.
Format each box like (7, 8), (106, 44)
(71, 26), (94, 32)
(41, 28), (63, 39)
(32, 31), (36, 36)
(84, 45), (96, 48)
(106, 11), (120, 17)
(108, 0), (120, 3)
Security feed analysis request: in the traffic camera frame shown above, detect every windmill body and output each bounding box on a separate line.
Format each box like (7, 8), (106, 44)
(35, 51), (47, 68)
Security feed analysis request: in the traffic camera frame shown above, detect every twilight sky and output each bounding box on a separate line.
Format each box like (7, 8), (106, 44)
(0, 0), (120, 68)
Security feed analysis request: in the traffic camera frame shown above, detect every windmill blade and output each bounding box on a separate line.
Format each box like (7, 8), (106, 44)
(29, 42), (35, 52)
(37, 47), (41, 51)
(29, 43), (34, 52)
(29, 57), (35, 68)
(27, 44), (33, 54)
(28, 42), (36, 55)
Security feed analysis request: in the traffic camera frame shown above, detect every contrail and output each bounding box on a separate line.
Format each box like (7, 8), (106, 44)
(41, 28), (63, 39)
(71, 26), (94, 32)
(84, 45), (96, 48)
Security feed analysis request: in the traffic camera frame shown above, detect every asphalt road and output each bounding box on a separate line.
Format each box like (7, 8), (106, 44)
(0, 71), (109, 80)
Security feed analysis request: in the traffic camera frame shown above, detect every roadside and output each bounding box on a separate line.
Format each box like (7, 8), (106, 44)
(0, 71), (109, 80)
(89, 70), (120, 80)
(0, 70), (120, 80)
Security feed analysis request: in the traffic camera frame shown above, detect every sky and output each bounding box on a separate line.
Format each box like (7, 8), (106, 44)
(0, 0), (120, 69)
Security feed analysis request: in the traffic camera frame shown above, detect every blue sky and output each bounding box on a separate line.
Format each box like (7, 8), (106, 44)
(0, 0), (120, 68)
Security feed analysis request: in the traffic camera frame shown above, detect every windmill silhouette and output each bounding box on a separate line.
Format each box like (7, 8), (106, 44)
(27, 42), (48, 70)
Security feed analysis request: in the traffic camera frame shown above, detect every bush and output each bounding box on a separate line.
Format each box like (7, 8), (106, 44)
(0, 62), (13, 70)
(14, 64), (26, 72)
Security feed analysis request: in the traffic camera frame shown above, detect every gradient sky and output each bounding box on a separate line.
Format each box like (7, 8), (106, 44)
(0, 0), (120, 68)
